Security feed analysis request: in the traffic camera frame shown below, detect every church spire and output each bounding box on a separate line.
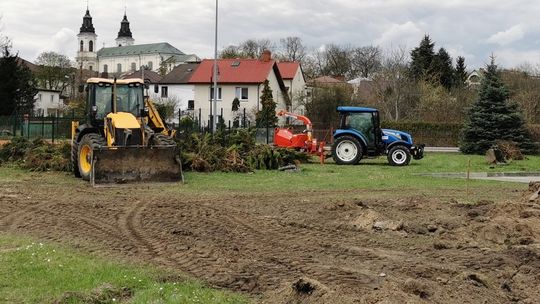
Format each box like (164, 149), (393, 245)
(79, 6), (95, 34)
(117, 12), (133, 38)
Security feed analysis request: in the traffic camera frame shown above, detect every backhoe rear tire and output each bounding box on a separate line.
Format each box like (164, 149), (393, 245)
(71, 139), (81, 178)
(332, 135), (363, 165)
(77, 134), (106, 181)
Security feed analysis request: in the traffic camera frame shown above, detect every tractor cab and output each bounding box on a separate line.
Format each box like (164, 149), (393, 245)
(337, 107), (384, 156)
(332, 106), (424, 166)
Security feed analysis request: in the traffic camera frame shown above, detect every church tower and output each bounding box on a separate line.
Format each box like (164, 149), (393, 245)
(76, 7), (98, 71)
(115, 12), (134, 47)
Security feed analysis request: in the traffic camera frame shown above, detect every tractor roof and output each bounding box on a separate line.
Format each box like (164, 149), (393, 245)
(336, 106), (378, 113)
(87, 78), (144, 85)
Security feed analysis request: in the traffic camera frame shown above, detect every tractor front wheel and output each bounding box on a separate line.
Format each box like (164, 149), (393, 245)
(77, 134), (105, 181)
(387, 145), (411, 166)
(332, 135), (363, 165)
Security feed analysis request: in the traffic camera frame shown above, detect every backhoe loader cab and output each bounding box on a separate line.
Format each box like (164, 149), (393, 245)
(72, 78), (182, 185)
(332, 107), (424, 166)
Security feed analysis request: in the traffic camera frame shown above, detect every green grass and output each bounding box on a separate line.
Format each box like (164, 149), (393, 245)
(179, 153), (540, 196)
(0, 234), (248, 304)
(0, 153), (537, 302)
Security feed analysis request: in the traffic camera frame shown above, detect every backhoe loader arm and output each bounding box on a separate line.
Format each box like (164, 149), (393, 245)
(145, 99), (176, 137)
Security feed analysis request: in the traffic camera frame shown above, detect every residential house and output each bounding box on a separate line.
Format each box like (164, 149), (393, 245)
(18, 58), (70, 116)
(188, 51), (290, 126)
(277, 62), (306, 113)
(157, 63), (200, 114)
(33, 89), (64, 116)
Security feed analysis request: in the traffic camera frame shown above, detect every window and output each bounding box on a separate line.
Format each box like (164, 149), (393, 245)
(235, 87), (249, 100)
(89, 40), (93, 52)
(103, 64), (108, 73)
(161, 86), (168, 98)
(346, 112), (375, 145)
(117, 63), (122, 73)
(188, 100), (194, 110)
(147, 61), (153, 70)
(131, 62), (136, 71)
(209, 87), (222, 100)
(89, 65), (93, 71)
(80, 41), (83, 52)
(50, 95), (55, 103)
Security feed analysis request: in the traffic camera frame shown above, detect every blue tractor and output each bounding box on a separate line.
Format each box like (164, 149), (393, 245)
(331, 106), (424, 166)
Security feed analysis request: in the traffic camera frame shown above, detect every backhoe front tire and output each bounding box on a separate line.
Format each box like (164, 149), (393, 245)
(332, 135), (363, 165)
(387, 145), (411, 166)
(77, 134), (105, 181)
(150, 134), (176, 147)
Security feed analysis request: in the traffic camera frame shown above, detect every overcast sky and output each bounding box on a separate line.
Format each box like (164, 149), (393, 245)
(1, 0), (540, 70)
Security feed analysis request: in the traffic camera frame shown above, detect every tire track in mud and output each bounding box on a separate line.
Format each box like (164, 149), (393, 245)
(0, 200), (50, 232)
(200, 203), (377, 292)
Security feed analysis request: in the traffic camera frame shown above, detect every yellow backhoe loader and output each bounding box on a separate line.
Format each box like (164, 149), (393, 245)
(71, 77), (183, 185)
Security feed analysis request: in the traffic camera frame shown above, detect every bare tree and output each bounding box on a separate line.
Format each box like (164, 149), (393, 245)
(322, 44), (352, 78)
(239, 39), (274, 58)
(371, 46), (414, 121)
(502, 68), (540, 124)
(0, 17), (10, 51)
(278, 36), (307, 62)
(34, 51), (73, 94)
(350, 46), (382, 79)
(219, 45), (243, 59)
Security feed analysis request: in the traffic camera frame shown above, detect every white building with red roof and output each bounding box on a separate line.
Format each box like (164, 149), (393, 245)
(189, 51), (295, 126)
(277, 61), (306, 113)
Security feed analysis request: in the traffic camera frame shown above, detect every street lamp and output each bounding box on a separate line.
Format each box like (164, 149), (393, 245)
(212, 0), (219, 133)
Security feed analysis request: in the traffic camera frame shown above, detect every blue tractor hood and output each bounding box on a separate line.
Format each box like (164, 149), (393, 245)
(381, 129), (413, 145)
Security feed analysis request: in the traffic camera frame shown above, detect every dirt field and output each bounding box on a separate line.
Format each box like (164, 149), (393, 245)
(1, 176), (540, 303)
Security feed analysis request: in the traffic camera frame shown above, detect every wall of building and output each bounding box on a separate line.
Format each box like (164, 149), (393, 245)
(76, 33), (98, 71)
(193, 78), (286, 126)
(98, 53), (163, 74)
(152, 84), (195, 113)
(34, 90), (64, 116)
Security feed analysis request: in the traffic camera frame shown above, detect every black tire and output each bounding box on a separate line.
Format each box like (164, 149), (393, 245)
(331, 135), (363, 165)
(150, 133), (176, 147)
(387, 145), (411, 166)
(77, 134), (106, 181)
(71, 139), (81, 178)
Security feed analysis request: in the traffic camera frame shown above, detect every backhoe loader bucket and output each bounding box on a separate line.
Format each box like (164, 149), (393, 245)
(90, 146), (183, 185)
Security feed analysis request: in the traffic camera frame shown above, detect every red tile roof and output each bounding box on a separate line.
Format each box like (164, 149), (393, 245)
(277, 62), (300, 80)
(189, 59), (275, 84)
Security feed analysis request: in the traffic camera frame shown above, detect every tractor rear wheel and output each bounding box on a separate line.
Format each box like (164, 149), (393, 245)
(387, 145), (411, 166)
(332, 135), (363, 165)
(77, 134), (106, 181)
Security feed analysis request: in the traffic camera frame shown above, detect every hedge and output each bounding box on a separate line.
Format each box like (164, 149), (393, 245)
(381, 121), (540, 147)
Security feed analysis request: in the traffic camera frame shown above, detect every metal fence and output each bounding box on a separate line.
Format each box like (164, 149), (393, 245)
(0, 113), (79, 142)
(0, 109), (272, 143)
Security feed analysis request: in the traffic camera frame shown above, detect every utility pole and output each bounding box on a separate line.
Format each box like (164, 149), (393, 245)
(212, 0), (219, 133)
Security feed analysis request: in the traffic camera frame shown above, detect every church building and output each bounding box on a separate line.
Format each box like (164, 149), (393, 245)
(75, 7), (200, 76)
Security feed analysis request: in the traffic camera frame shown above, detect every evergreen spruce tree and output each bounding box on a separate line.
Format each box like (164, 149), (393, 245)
(232, 97), (240, 128)
(455, 56), (468, 87)
(255, 80), (277, 127)
(409, 35), (435, 80)
(460, 57), (537, 154)
(431, 48), (455, 90)
(0, 46), (37, 115)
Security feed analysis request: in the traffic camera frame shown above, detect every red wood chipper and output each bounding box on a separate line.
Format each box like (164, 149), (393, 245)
(273, 110), (327, 163)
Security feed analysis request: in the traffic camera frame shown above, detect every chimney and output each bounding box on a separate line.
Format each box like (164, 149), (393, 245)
(260, 50), (272, 62)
